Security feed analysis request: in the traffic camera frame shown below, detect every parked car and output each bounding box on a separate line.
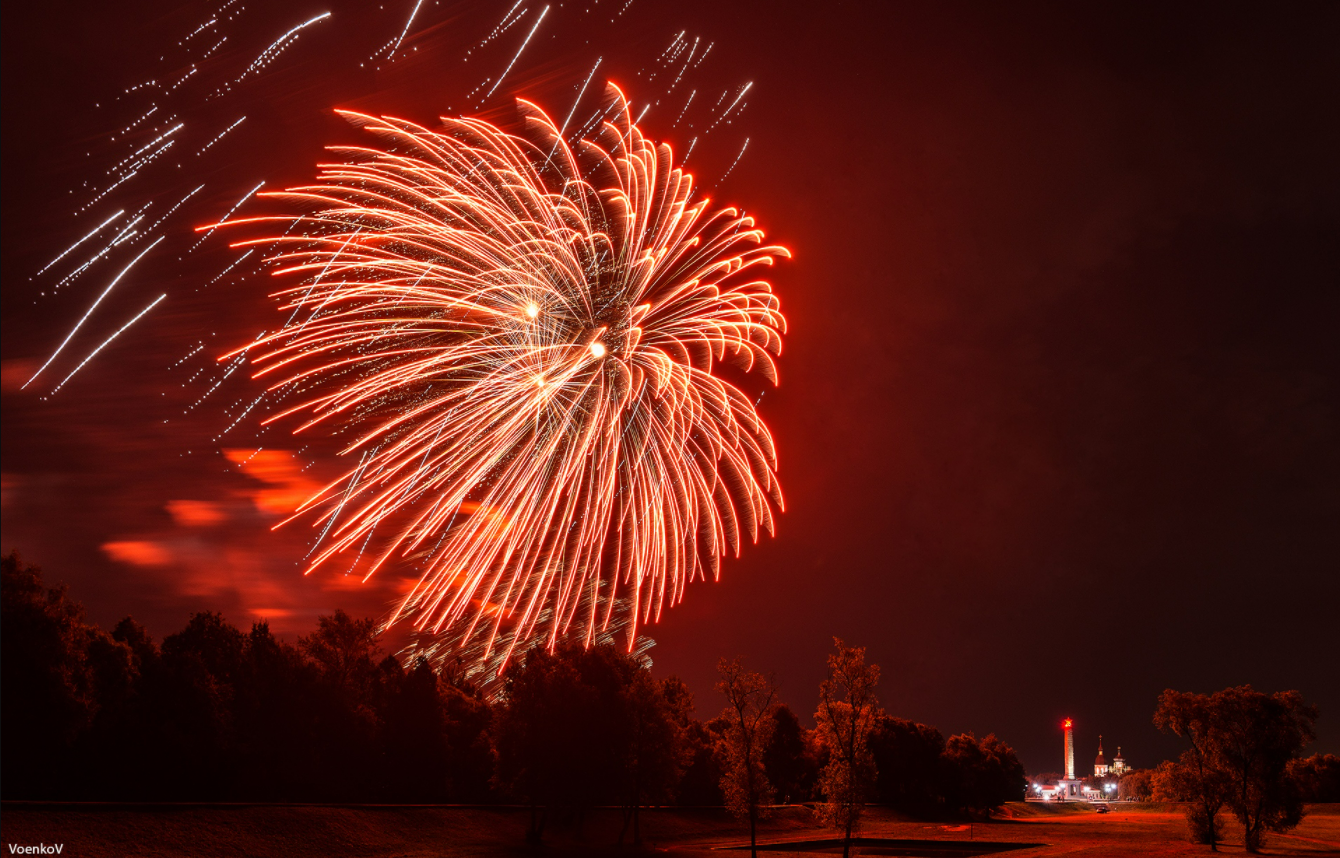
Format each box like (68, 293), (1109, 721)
(1094, 804), (1110, 814)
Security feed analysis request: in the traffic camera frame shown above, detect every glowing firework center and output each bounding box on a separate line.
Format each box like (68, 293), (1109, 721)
(222, 86), (789, 675)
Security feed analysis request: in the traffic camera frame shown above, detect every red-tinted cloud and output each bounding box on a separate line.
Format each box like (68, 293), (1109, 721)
(166, 499), (227, 527)
(102, 540), (172, 566)
(224, 448), (323, 517)
(1, 359), (37, 393)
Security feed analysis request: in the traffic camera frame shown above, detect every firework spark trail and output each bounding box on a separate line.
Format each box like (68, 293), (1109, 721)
(219, 86), (788, 672)
(479, 0), (527, 49)
(483, 5), (548, 100)
(191, 181), (264, 251)
(83, 140), (176, 211)
(673, 89), (696, 128)
(707, 81), (752, 133)
(197, 117), (246, 156)
(201, 249), (255, 290)
(225, 11), (332, 91)
(198, 37), (228, 61)
(305, 449), (375, 559)
(112, 106), (159, 141)
(51, 226), (141, 294)
(36, 211), (125, 276)
(215, 388), (269, 439)
(110, 214), (146, 245)
(139, 185), (206, 237)
(542, 57), (602, 169)
(50, 294), (167, 395)
(719, 137), (749, 183)
(387, 0), (426, 59)
(668, 37), (699, 92)
(183, 17), (218, 41)
(186, 345), (260, 414)
(110, 123), (184, 176)
(171, 343), (207, 368)
(560, 59), (603, 139)
(25, 237), (167, 389)
(169, 66), (199, 92)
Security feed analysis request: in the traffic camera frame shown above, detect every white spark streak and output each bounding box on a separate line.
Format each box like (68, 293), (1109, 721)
(484, 5), (548, 99)
(50, 294), (168, 394)
(37, 211), (124, 275)
(388, 0), (425, 59)
(25, 237), (166, 388)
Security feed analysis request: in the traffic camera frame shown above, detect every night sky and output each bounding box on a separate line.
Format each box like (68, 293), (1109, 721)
(3, 0), (1337, 777)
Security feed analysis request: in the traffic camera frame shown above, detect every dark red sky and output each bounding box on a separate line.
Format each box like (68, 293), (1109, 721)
(3, 0), (1337, 776)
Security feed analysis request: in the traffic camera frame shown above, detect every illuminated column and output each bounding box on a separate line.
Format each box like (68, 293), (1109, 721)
(1064, 718), (1075, 780)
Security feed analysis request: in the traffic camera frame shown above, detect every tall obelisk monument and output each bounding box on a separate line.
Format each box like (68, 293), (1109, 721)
(1064, 718), (1075, 780)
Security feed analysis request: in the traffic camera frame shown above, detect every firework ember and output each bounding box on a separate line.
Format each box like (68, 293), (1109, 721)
(217, 85), (788, 668)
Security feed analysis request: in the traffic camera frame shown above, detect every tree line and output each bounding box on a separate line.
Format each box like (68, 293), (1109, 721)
(2, 552), (1024, 852)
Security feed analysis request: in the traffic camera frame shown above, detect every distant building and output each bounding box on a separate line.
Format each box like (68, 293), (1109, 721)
(1033, 720), (1130, 802)
(1111, 746), (1128, 775)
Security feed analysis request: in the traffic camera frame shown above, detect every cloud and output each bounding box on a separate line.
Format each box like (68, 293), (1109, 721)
(92, 448), (415, 636)
(223, 448), (323, 516)
(1, 359), (38, 393)
(103, 540), (173, 566)
(166, 499), (227, 527)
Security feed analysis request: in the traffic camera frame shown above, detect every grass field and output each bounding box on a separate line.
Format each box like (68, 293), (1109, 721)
(3, 802), (1338, 856)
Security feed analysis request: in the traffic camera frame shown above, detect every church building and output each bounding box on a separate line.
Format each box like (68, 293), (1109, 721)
(1094, 735), (1129, 777)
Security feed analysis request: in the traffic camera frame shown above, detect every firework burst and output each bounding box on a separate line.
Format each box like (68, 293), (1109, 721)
(219, 84), (788, 669)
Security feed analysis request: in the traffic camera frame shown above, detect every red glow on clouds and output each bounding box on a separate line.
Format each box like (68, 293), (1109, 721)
(166, 499), (226, 527)
(102, 540), (172, 566)
(1, 359), (38, 393)
(223, 448), (321, 516)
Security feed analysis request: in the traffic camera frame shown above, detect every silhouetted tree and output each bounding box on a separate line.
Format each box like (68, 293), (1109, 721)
(154, 611), (248, 797)
(717, 657), (777, 858)
(382, 656), (450, 800)
(440, 677), (496, 801)
(1, 553), (101, 798)
(619, 669), (689, 846)
(79, 621), (144, 797)
(98, 617), (163, 798)
(495, 642), (626, 842)
(234, 621), (321, 800)
(815, 638), (881, 858)
(663, 676), (725, 806)
(302, 610), (384, 799)
(763, 704), (819, 803)
(869, 716), (945, 810)
(1289, 754), (1340, 802)
(1155, 686), (1317, 852)
(302, 609), (381, 696)
(941, 733), (1026, 816)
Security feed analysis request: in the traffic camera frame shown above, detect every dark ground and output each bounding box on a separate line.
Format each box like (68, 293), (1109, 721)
(3, 802), (1339, 856)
